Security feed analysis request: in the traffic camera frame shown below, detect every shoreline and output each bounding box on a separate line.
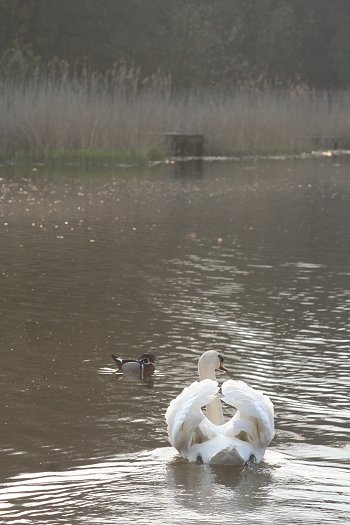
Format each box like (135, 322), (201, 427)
(2, 81), (350, 164)
(0, 148), (347, 171)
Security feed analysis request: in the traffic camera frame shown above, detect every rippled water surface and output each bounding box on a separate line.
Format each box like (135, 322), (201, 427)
(0, 158), (349, 524)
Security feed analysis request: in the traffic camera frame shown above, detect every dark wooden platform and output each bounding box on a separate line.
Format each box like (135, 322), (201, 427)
(163, 132), (204, 157)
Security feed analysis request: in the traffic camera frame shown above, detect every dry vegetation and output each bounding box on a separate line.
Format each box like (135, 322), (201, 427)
(1, 69), (350, 162)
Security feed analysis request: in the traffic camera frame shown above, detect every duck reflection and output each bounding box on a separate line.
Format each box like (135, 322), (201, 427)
(112, 372), (155, 388)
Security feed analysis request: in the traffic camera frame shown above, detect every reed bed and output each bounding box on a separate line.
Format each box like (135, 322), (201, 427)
(1, 71), (350, 161)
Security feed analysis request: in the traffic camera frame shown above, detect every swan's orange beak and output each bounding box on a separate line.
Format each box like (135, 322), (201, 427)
(219, 362), (228, 373)
(217, 354), (228, 373)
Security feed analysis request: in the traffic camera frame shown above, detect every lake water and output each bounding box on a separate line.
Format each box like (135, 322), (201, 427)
(0, 157), (349, 524)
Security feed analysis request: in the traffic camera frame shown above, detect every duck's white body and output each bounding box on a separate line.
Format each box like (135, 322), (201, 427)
(165, 351), (274, 465)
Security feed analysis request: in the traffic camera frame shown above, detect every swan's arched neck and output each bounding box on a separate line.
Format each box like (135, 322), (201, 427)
(198, 353), (225, 426)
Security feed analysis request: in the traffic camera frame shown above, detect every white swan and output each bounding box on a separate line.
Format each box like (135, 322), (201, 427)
(165, 350), (274, 465)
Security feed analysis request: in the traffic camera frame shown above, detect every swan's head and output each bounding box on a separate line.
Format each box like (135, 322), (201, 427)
(198, 350), (228, 379)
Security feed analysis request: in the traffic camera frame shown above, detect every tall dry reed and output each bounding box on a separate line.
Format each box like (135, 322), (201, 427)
(1, 69), (350, 160)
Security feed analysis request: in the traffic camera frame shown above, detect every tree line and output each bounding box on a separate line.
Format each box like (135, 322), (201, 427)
(1, 0), (350, 89)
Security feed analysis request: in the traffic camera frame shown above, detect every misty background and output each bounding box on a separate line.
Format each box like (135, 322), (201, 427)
(1, 0), (350, 89)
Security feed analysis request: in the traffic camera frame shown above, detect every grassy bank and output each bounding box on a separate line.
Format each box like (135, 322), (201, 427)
(1, 75), (350, 162)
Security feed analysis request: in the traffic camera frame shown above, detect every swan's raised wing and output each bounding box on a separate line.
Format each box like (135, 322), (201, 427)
(221, 380), (275, 450)
(165, 379), (219, 454)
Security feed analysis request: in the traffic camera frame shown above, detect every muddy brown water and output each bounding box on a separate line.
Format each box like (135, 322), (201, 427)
(0, 157), (349, 524)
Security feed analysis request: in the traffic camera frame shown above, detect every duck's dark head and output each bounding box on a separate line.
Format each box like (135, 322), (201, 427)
(139, 353), (156, 365)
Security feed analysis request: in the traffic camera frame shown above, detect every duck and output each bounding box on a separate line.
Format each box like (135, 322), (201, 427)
(111, 353), (156, 379)
(165, 350), (274, 465)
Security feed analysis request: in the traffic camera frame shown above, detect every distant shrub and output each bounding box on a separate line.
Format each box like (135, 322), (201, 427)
(0, 39), (41, 82)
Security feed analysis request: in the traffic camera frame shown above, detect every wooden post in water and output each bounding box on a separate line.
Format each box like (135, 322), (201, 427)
(163, 132), (204, 157)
